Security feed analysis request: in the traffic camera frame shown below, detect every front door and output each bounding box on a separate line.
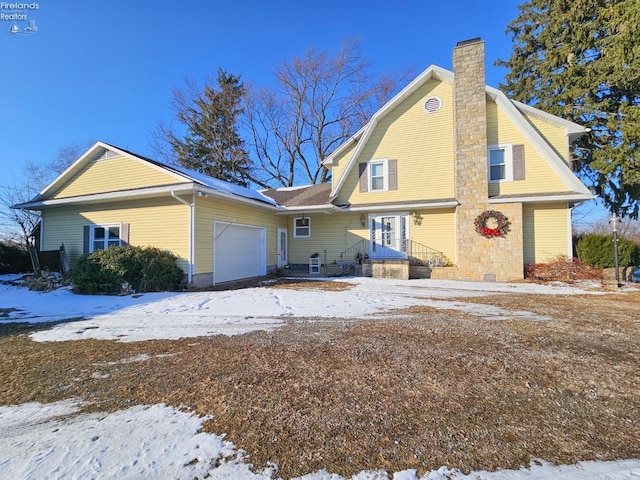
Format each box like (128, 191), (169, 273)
(277, 228), (288, 268)
(369, 214), (408, 258)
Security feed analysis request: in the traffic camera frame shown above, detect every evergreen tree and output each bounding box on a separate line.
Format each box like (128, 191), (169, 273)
(163, 69), (252, 187)
(498, 0), (640, 218)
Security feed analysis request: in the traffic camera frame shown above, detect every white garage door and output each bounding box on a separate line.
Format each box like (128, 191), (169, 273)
(213, 222), (266, 284)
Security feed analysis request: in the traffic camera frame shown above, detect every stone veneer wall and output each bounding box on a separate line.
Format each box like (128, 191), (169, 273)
(452, 39), (524, 281)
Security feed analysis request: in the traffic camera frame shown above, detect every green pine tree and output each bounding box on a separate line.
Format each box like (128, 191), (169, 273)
(498, 0), (640, 218)
(166, 69), (252, 187)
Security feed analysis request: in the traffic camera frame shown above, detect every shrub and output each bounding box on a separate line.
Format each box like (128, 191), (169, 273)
(70, 245), (184, 295)
(0, 242), (32, 274)
(71, 255), (124, 295)
(575, 234), (640, 268)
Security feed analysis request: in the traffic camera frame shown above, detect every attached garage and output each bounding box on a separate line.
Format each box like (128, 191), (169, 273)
(213, 222), (266, 284)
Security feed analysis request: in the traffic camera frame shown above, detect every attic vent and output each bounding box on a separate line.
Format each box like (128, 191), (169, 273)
(92, 148), (120, 161)
(424, 96), (442, 113)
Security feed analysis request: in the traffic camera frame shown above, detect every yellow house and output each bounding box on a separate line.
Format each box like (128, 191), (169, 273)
(16, 39), (593, 286)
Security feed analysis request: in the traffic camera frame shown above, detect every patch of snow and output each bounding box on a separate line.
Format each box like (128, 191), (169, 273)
(0, 275), (609, 343)
(0, 401), (637, 480)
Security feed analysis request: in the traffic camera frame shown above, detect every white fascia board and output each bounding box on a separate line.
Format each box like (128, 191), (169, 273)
(196, 186), (284, 211)
(489, 193), (596, 204)
(16, 184), (196, 210)
(322, 125), (367, 167)
(274, 204), (341, 215)
(18, 183), (284, 212)
(509, 98), (589, 135)
(342, 200), (459, 212)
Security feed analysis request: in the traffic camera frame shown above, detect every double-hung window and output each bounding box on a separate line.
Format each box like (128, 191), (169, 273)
(91, 225), (122, 252)
(293, 217), (310, 238)
(359, 158), (397, 193)
(488, 144), (513, 182)
(369, 159), (388, 192)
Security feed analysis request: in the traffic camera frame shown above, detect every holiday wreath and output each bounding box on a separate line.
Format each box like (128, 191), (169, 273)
(474, 210), (511, 238)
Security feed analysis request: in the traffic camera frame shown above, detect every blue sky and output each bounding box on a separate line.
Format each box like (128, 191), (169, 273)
(0, 1), (609, 226)
(1, 0), (523, 188)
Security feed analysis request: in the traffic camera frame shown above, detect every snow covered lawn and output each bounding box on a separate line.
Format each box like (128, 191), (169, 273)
(1, 275), (638, 479)
(2, 276), (598, 343)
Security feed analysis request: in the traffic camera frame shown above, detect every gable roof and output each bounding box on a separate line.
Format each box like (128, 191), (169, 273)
(324, 65), (592, 200)
(17, 142), (279, 209)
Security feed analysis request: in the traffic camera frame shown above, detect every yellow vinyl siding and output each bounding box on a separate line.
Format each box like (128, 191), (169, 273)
(523, 203), (570, 265)
(286, 209), (455, 266)
(487, 103), (568, 196)
(286, 213), (366, 265)
(336, 80), (455, 205)
(521, 112), (571, 164)
(409, 208), (456, 263)
(51, 156), (182, 199)
(193, 197), (286, 275)
(41, 198), (190, 272)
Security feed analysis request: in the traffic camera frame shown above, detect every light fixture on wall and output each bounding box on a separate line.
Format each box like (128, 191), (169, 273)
(360, 214), (366, 227)
(412, 211), (423, 226)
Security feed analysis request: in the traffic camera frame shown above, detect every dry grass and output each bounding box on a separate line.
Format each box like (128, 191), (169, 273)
(0, 285), (638, 478)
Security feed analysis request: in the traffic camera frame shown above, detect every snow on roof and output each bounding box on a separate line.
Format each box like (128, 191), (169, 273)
(164, 162), (279, 206)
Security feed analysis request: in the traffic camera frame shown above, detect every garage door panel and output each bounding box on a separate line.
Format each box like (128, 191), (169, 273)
(214, 223), (265, 284)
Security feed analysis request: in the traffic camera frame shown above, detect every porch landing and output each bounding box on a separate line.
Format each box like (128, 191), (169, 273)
(359, 259), (409, 280)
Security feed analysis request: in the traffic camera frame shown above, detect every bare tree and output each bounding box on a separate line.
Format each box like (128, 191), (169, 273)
(0, 141), (93, 246)
(244, 39), (413, 187)
(0, 182), (41, 248)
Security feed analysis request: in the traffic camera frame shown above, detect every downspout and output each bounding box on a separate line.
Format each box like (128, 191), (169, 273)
(171, 190), (195, 285)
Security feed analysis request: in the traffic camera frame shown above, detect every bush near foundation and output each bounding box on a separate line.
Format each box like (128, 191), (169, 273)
(71, 245), (184, 295)
(575, 234), (640, 268)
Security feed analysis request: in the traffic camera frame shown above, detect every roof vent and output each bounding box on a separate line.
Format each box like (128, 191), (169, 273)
(424, 96), (442, 114)
(91, 148), (120, 162)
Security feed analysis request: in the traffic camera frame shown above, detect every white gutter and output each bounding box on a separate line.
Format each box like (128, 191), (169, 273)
(342, 201), (459, 212)
(171, 190), (195, 285)
(489, 194), (595, 204)
(274, 204), (342, 215)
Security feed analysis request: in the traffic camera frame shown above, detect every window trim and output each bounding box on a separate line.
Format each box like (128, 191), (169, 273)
(368, 158), (389, 192)
(488, 143), (513, 183)
(89, 223), (123, 252)
(293, 217), (311, 238)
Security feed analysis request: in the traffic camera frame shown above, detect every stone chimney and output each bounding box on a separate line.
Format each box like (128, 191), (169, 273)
(453, 37), (488, 207)
(452, 38), (524, 281)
